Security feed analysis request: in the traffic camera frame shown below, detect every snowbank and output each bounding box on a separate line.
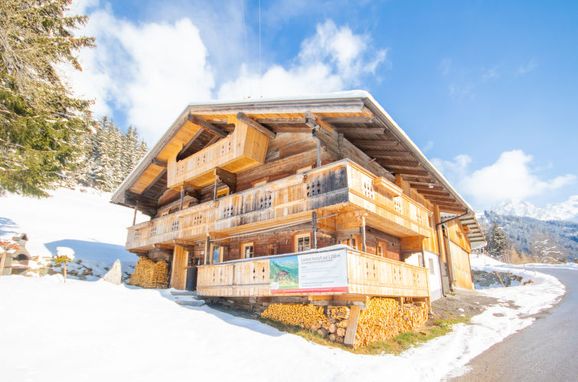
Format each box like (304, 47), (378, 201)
(0, 188), (146, 277)
(0, 267), (567, 382)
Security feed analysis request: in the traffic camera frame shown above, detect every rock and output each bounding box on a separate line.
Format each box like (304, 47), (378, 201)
(102, 259), (122, 285)
(329, 334), (336, 342)
(336, 327), (346, 337)
(328, 323), (337, 333)
(317, 328), (328, 337)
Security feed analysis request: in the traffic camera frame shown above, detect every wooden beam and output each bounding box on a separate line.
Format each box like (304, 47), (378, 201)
(376, 159), (420, 167)
(255, 117), (306, 125)
(237, 112), (276, 139)
(389, 168), (430, 176)
(362, 149), (412, 158)
(312, 211), (318, 249)
(214, 167), (237, 193)
(188, 114), (227, 138)
(270, 125), (311, 133)
(333, 127), (386, 135)
(323, 116), (375, 124)
(204, 235), (210, 265)
(344, 305), (361, 346)
(411, 185), (447, 193)
(360, 215), (367, 252)
(176, 127), (204, 159)
(151, 158), (167, 167)
(348, 138), (403, 147)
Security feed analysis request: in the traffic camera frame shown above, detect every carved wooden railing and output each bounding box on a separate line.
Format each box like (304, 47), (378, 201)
(196, 246), (429, 298)
(127, 159), (434, 250)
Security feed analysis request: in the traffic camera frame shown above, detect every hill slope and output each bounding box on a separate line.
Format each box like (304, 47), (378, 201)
(481, 211), (578, 263)
(0, 188), (146, 277)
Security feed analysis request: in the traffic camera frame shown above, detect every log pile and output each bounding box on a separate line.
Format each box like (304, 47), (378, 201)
(128, 257), (169, 288)
(260, 298), (428, 348)
(261, 304), (328, 330)
(260, 304), (351, 344)
(355, 297), (428, 348)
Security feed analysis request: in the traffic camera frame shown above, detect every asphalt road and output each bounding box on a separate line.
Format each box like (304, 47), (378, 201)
(454, 268), (578, 382)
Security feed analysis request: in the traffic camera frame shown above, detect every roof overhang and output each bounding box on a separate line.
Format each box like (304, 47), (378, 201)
(111, 91), (485, 243)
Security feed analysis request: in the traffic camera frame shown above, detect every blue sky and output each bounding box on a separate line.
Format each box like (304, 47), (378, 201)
(68, 0), (577, 210)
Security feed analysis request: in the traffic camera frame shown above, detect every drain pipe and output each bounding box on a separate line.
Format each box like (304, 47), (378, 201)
(436, 209), (470, 292)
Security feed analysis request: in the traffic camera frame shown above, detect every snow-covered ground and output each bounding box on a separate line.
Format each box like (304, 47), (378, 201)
(0, 260), (568, 382)
(0, 188), (146, 277)
(0, 190), (571, 381)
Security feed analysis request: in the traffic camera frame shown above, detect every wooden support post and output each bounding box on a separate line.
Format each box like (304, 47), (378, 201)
(0, 252), (6, 276)
(179, 186), (184, 210)
(204, 235), (210, 265)
(312, 211), (318, 249)
(213, 177), (219, 201)
(344, 305), (361, 347)
(360, 215), (367, 253)
(132, 203), (138, 226)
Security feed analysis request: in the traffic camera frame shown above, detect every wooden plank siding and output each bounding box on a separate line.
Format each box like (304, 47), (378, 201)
(196, 247), (429, 298)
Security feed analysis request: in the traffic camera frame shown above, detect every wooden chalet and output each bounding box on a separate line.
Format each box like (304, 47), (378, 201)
(111, 91), (484, 307)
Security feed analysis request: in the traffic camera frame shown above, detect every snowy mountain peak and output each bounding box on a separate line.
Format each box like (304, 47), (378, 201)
(492, 196), (578, 222)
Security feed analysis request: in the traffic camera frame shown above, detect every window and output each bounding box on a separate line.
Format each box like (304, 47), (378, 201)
(428, 258), (435, 275)
(295, 234), (311, 252)
(241, 242), (255, 259)
(212, 246), (222, 264)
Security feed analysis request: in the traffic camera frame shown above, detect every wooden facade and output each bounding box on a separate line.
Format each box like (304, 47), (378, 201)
(112, 92), (485, 303)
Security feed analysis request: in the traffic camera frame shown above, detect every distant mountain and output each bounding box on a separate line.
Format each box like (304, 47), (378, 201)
(480, 211), (578, 263)
(493, 196), (578, 222)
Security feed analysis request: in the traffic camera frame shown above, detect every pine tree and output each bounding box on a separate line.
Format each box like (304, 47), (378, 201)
(86, 117), (148, 191)
(0, 0), (95, 196)
(487, 223), (510, 261)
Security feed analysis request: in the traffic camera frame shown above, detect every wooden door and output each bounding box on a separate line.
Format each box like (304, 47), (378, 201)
(170, 245), (188, 290)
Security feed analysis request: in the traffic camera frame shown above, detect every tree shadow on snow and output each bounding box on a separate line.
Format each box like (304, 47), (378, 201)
(156, 291), (284, 338)
(45, 239), (137, 270)
(0, 217), (19, 237)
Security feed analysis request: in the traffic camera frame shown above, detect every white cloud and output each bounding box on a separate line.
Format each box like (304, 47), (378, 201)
(218, 20), (387, 100)
(431, 154), (472, 180)
(517, 58), (538, 76)
(435, 150), (576, 208)
(63, 4), (387, 144)
(116, 19), (214, 141)
(62, 3), (214, 144)
(481, 66), (500, 81)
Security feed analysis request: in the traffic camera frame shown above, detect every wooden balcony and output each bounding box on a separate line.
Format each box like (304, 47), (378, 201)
(196, 246), (429, 298)
(126, 159), (434, 251)
(167, 121), (270, 189)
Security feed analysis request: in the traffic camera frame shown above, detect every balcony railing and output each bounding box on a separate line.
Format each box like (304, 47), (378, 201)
(167, 122), (269, 189)
(196, 245), (429, 298)
(126, 159), (433, 250)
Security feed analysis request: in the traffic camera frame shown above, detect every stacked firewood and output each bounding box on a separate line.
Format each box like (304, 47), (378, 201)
(355, 297), (429, 348)
(260, 304), (351, 343)
(261, 304), (328, 330)
(128, 257), (169, 288)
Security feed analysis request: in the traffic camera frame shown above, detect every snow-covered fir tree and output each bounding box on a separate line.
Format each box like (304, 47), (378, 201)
(65, 117), (148, 192)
